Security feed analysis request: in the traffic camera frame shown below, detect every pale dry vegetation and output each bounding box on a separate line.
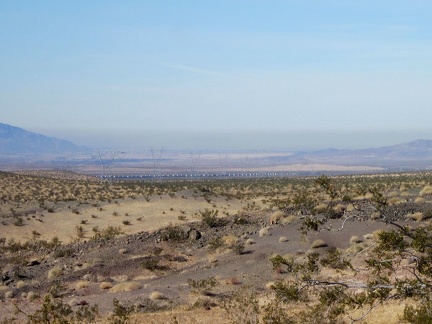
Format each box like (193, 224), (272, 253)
(2, 170), (432, 323)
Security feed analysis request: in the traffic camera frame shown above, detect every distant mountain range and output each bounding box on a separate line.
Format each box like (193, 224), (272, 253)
(1, 122), (432, 172)
(267, 139), (432, 171)
(0, 123), (82, 154)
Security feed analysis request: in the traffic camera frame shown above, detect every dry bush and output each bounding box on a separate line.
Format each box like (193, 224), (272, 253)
(350, 236), (363, 244)
(372, 229), (384, 239)
(405, 212), (424, 222)
(346, 204), (355, 211)
(75, 280), (90, 289)
(27, 291), (38, 301)
(282, 253), (295, 261)
(207, 255), (218, 264)
(149, 291), (165, 300)
(387, 191), (399, 198)
(265, 281), (276, 289)
(332, 204), (346, 213)
(109, 281), (142, 293)
(222, 234), (238, 246)
(47, 267), (63, 279)
(388, 197), (402, 205)
(245, 238), (256, 245)
(16, 280), (26, 288)
(363, 233), (374, 240)
(311, 239), (327, 248)
(415, 197), (426, 203)
(269, 210), (284, 224)
(370, 212), (381, 220)
(420, 185), (432, 196)
(281, 215), (298, 224)
(346, 242), (365, 253)
(314, 203), (328, 213)
(100, 282), (113, 290)
(279, 236), (289, 243)
(259, 227), (271, 237)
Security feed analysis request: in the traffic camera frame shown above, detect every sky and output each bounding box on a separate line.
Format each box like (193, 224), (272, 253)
(1, 1), (432, 151)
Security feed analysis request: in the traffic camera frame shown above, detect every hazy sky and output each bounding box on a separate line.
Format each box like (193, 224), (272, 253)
(1, 1), (432, 150)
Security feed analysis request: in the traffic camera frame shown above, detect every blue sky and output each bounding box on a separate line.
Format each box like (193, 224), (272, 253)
(1, 1), (432, 150)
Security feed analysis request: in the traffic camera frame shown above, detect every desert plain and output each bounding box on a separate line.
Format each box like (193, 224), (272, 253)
(1, 170), (432, 323)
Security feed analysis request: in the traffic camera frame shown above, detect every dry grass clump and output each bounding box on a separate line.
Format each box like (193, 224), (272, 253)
(26, 291), (38, 301)
(414, 197), (426, 203)
(259, 227), (271, 237)
(346, 243), (365, 253)
(314, 203), (328, 213)
(222, 234), (238, 246)
(99, 282), (113, 290)
(405, 212), (424, 222)
(282, 253), (295, 261)
(350, 236), (363, 244)
(109, 281), (142, 293)
(420, 185), (432, 196)
(82, 273), (95, 282)
(265, 281), (276, 289)
(387, 191), (399, 198)
(245, 238), (256, 245)
(370, 212), (381, 220)
(16, 281), (26, 289)
(279, 236), (289, 243)
(269, 210), (284, 224)
(311, 239), (327, 248)
(208, 255), (218, 264)
(346, 204), (356, 212)
(5, 291), (13, 299)
(75, 280), (91, 289)
(333, 204), (346, 213)
(372, 229), (384, 240)
(281, 215), (298, 224)
(149, 291), (166, 300)
(363, 233), (374, 240)
(388, 197), (402, 205)
(47, 267), (63, 279)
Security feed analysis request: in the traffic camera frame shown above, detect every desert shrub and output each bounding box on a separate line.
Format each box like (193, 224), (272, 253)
(207, 236), (225, 252)
(92, 226), (123, 240)
(141, 257), (163, 271)
(109, 282), (142, 293)
(259, 227), (271, 237)
(420, 185), (432, 197)
(26, 295), (99, 324)
(271, 280), (303, 303)
(270, 254), (295, 273)
(311, 239), (328, 248)
(223, 289), (260, 324)
(230, 241), (245, 255)
(402, 299), (432, 323)
(149, 291), (165, 300)
(160, 224), (186, 242)
(262, 300), (296, 324)
(47, 267), (63, 280)
(320, 248), (352, 270)
(109, 298), (136, 324)
(198, 209), (221, 228)
(188, 277), (219, 295)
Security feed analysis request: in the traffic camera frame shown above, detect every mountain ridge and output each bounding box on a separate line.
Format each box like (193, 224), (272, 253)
(0, 122), (83, 154)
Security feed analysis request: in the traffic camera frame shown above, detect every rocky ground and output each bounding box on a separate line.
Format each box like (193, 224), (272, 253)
(1, 170), (432, 323)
